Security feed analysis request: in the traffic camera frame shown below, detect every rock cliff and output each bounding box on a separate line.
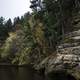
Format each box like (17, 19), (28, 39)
(34, 12), (80, 79)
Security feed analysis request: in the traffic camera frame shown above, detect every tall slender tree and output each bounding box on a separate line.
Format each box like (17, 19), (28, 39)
(5, 19), (12, 32)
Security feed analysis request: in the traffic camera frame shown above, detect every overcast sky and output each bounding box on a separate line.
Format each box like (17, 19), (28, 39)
(0, 0), (31, 20)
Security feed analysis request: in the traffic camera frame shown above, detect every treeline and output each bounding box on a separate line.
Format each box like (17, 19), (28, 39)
(0, 17), (12, 43)
(0, 13), (30, 42)
(0, 0), (80, 65)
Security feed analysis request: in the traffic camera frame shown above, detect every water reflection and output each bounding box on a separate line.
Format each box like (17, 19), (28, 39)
(0, 65), (35, 80)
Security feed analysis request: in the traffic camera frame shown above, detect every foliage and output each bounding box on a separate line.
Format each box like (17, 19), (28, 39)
(0, 17), (9, 42)
(0, 0), (80, 65)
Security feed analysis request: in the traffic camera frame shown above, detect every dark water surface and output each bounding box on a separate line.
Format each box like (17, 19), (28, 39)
(46, 71), (77, 80)
(0, 65), (37, 80)
(0, 65), (77, 80)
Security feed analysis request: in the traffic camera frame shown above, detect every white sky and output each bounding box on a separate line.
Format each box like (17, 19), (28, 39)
(0, 0), (31, 20)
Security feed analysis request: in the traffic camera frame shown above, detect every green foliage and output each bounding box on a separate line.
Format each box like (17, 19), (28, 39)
(0, 17), (9, 41)
(5, 18), (13, 32)
(0, 0), (80, 65)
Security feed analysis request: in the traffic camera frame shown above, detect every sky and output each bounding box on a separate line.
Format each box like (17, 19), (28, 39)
(0, 0), (31, 20)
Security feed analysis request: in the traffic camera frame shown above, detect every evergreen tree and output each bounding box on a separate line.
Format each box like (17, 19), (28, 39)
(5, 18), (12, 32)
(0, 17), (9, 41)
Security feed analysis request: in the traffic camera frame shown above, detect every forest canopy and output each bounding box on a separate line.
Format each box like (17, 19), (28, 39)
(0, 0), (80, 65)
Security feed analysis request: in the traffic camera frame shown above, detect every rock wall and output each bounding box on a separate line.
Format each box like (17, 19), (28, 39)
(34, 12), (80, 80)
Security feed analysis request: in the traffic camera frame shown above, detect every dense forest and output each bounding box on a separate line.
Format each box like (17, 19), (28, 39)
(0, 0), (80, 80)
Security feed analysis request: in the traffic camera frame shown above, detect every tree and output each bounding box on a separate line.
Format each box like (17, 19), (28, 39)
(5, 18), (12, 32)
(0, 17), (4, 27)
(0, 17), (9, 41)
(30, 0), (44, 12)
(13, 17), (22, 31)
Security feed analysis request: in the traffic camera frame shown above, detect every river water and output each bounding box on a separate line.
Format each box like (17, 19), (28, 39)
(0, 65), (41, 80)
(0, 65), (77, 80)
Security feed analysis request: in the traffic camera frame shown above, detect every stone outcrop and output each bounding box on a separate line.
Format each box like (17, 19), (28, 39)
(34, 12), (80, 79)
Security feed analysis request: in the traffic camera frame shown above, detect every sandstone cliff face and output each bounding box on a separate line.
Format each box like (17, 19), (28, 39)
(34, 12), (80, 79)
